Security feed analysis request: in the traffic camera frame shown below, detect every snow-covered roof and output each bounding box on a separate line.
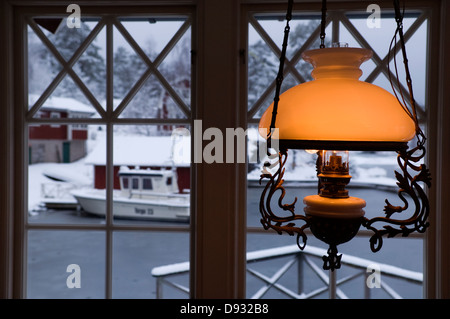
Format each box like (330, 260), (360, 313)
(85, 134), (191, 167)
(29, 94), (96, 115)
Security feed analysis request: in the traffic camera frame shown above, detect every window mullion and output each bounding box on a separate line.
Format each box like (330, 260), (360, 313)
(192, 0), (246, 298)
(105, 17), (114, 299)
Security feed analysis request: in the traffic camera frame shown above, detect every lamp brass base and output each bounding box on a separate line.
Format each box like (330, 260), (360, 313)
(304, 195), (365, 270)
(307, 215), (363, 246)
(307, 215), (363, 270)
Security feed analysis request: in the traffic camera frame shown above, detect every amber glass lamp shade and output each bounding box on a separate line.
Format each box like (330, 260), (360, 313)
(259, 47), (416, 151)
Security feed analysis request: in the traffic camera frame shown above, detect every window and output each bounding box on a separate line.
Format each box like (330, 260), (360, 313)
(143, 178), (153, 190)
(122, 177), (129, 189)
(22, 5), (193, 298)
(131, 177), (140, 190)
(245, 4), (430, 299)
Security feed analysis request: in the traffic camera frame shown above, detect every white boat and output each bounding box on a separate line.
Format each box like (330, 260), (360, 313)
(71, 167), (190, 222)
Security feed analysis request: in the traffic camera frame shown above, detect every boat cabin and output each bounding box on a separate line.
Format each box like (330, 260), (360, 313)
(118, 167), (179, 198)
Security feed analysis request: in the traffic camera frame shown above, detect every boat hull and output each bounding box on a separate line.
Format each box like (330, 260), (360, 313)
(71, 189), (190, 222)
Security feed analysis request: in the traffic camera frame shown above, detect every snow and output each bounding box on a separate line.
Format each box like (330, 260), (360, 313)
(28, 94), (96, 115)
(42, 164), (92, 185)
(151, 261), (190, 276)
(248, 150), (398, 189)
(248, 166), (397, 189)
(84, 133), (191, 167)
(28, 158), (93, 211)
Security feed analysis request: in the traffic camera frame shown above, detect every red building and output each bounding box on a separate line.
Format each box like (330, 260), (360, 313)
(84, 134), (191, 193)
(28, 95), (95, 164)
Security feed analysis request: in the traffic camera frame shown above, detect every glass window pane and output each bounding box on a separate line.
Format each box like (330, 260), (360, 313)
(114, 18), (191, 119)
(122, 177), (129, 189)
(120, 18), (186, 60)
(28, 124), (106, 225)
(27, 230), (106, 299)
(34, 18), (100, 61)
(28, 18), (106, 111)
(132, 178), (139, 190)
(27, 24), (62, 101)
(344, 15), (418, 59)
(112, 23), (147, 105)
(112, 125), (191, 226)
(143, 178), (153, 190)
(112, 231), (190, 299)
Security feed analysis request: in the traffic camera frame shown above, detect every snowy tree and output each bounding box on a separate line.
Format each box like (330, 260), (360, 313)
(155, 34), (191, 119)
(28, 26), (57, 96)
(113, 46), (146, 99)
(247, 40), (278, 113)
(116, 34), (191, 135)
(116, 43), (164, 123)
(28, 19), (106, 102)
(53, 21), (105, 100)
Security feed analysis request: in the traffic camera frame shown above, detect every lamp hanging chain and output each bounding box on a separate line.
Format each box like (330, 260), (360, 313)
(362, 0), (431, 253)
(389, 0), (424, 141)
(268, 0), (328, 145)
(320, 0), (327, 48)
(267, 0), (294, 146)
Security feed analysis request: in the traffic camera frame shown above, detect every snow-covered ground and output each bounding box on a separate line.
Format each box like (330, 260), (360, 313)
(247, 149), (398, 186)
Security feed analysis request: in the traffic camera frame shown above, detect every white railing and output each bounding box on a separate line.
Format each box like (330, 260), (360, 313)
(41, 182), (77, 200)
(151, 244), (422, 299)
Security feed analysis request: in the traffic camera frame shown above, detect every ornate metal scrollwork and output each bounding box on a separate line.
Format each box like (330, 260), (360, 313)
(362, 134), (431, 252)
(259, 137), (431, 271)
(323, 245), (341, 271)
(259, 149), (361, 271)
(259, 149), (348, 271)
(259, 149), (310, 250)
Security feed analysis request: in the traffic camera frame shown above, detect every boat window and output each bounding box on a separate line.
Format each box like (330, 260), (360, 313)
(132, 177), (139, 190)
(166, 177), (172, 186)
(143, 178), (153, 190)
(122, 177), (129, 189)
